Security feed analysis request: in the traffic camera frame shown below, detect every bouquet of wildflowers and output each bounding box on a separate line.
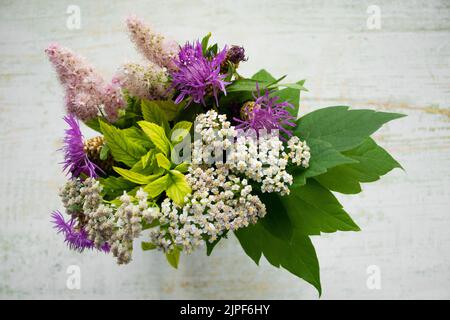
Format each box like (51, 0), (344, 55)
(47, 16), (404, 294)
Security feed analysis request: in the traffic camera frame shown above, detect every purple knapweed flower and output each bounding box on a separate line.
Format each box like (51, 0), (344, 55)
(170, 41), (229, 106)
(51, 210), (109, 253)
(234, 83), (296, 139)
(226, 45), (247, 65)
(62, 114), (102, 179)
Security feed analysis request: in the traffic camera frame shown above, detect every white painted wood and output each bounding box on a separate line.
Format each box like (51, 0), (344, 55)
(0, 0), (449, 299)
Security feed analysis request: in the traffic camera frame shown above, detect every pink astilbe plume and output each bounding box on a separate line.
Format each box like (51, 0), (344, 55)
(114, 62), (171, 100)
(103, 79), (125, 122)
(45, 43), (125, 122)
(126, 16), (179, 72)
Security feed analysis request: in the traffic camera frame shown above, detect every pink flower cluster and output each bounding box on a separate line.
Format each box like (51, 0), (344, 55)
(45, 43), (125, 122)
(125, 16), (179, 72)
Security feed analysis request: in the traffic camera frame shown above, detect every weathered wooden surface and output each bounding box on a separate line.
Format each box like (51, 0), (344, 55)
(0, 0), (449, 299)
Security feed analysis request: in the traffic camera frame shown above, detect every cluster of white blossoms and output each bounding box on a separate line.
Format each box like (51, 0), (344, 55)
(192, 110), (310, 196)
(108, 189), (159, 264)
(59, 177), (158, 264)
(227, 134), (293, 195)
(286, 136), (311, 167)
(59, 179), (83, 216)
(148, 165), (266, 254)
(192, 110), (235, 165)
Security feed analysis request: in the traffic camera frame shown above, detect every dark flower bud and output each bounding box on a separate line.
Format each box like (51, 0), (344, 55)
(226, 45), (247, 64)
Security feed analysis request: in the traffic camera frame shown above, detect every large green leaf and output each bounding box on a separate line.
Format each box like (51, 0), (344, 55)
(252, 69), (276, 82)
(275, 80), (305, 119)
(141, 99), (170, 136)
(143, 174), (171, 198)
(281, 179), (360, 235)
(151, 100), (185, 121)
(259, 193), (293, 241)
(295, 106), (405, 152)
(99, 120), (147, 167)
(138, 121), (172, 156)
(99, 176), (137, 199)
(122, 126), (153, 149)
(235, 223), (321, 295)
(113, 166), (164, 185)
(170, 121), (192, 144)
(155, 153), (171, 170)
(291, 138), (358, 187)
(315, 138), (402, 194)
(166, 170), (191, 205)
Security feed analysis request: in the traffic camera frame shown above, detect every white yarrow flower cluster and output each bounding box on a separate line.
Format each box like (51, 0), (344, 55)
(228, 134), (293, 195)
(59, 179), (83, 216)
(192, 110), (310, 196)
(148, 165), (266, 254)
(63, 177), (157, 264)
(109, 189), (159, 264)
(286, 136), (311, 167)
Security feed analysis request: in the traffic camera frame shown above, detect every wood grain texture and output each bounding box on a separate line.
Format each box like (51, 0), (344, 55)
(0, 0), (449, 299)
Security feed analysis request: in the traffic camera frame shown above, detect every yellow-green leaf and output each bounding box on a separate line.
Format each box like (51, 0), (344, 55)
(138, 121), (171, 156)
(170, 121), (192, 144)
(174, 162), (190, 173)
(155, 153), (171, 170)
(151, 100), (185, 121)
(99, 120), (147, 167)
(141, 99), (170, 135)
(143, 174), (171, 198)
(141, 241), (157, 251)
(113, 166), (163, 185)
(165, 247), (180, 269)
(166, 170), (191, 205)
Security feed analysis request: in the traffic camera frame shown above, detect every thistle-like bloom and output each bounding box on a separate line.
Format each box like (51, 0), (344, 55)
(126, 16), (179, 72)
(171, 41), (229, 105)
(114, 62), (171, 100)
(234, 83), (296, 138)
(45, 43), (125, 122)
(51, 210), (110, 252)
(226, 45), (247, 65)
(62, 114), (102, 178)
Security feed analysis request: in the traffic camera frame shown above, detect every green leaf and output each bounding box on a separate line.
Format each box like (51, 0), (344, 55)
(201, 32), (211, 54)
(274, 80), (306, 119)
(259, 193), (293, 241)
(174, 162), (190, 173)
(141, 241), (157, 251)
(141, 99), (170, 135)
(141, 149), (155, 168)
(295, 106), (406, 152)
(151, 100), (185, 121)
(84, 118), (102, 133)
(251, 69), (276, 82)
(315, 138), (402, 194)
(235, 224), (321, 295)
(227, 79), (271, 92)
(99, 144), (109, 161)
(281, 179), (360, 235)
(99, 176), (137, 199)
(166, 247), (180, 269)
(170, 121), (192, 144)
(206, 231), (227, 256)
(122, 126), (154, 150)
(138, 121), (171, 156)
(291, 138), (358, 187)
(143, 174), (171, 198)
(166, 170), (191, 205)
(155, 153), (171, 170)
(113, 166), (164, 185)
(100, 120), (147, 167)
